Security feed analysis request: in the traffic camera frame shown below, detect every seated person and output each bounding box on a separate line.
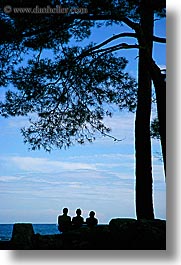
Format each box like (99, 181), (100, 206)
(86, 211), (98, 228)
(72, 208), (84, 229)
(57, 207), (71, 232)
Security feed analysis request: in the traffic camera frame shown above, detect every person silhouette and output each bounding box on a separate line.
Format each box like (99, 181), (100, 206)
(57, 207), (72, 232)
(86, 211), (98, 228)
(72, 208), (84, 229)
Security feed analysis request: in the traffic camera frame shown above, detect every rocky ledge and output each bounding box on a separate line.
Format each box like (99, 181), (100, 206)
(0, 218), (166, 250)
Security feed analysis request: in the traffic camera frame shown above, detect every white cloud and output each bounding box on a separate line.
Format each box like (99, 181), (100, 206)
(9, 156), (97, 173)
(67, 153), (135, 166)
(94, 112), (135, 147)
(0, 175), (22, 182)
(104, 112), (135, 132)
(1, 152), (135, 175)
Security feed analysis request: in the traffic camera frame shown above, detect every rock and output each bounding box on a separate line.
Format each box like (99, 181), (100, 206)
(109, 218), (137, 232)
(58, 225), (111, 249)
(11, 223), (35, 250)
(109, 218), (166, 250)
(0, 240), (12, 250)
(9, 220), (166, 250)
(34, 234), (63, 250)
(84, 225), (111, 249)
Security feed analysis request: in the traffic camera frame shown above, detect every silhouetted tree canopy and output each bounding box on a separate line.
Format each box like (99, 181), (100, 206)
(0, 0), (141, 151)
(0, 0), (165, 151)
(1, 49), (137, 150)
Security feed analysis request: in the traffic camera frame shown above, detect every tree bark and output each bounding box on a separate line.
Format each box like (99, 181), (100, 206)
(150, 60), (166, 176)
(135, 0), (154, 219)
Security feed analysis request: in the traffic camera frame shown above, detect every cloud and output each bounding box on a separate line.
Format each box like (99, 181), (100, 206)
(0, 175), (22, 182)
(1, 152), (136, 175)
(9, 156), (97, 173)
(67, 153), (135, 168)
(93, 112), (135, 148)
(104, 112), (135, 132)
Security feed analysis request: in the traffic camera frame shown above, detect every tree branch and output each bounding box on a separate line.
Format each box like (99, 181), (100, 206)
(153, 36), (166, 43)
(89, 32), (137, 50)
(121, 17), (140, 31)
(78, 32), (165, 61)
(89, 121), (125, 142)
(90, 43), (140, 55)
(79, 32), (137, 59)
(36, 47), (43, 63)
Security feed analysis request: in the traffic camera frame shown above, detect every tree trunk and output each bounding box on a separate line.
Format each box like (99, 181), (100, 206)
(150, 60), (166, 176)
(135, 0), (154, 219)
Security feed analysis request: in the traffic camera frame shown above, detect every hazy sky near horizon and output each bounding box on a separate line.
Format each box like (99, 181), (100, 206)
(0, 17), (166, 224)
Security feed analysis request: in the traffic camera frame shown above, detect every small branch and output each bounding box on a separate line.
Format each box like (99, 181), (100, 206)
(101, 132), (126, 142)
(36, 47), (43, 63)
(90, 43), (140, 55)
(153, 36), (166, 43)
(90, 122), (125, 142)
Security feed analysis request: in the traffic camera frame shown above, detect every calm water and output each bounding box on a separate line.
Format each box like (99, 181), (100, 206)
(0, 224), (60, 241)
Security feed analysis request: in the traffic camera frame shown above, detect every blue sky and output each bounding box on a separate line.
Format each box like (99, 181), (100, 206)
(0, 18), (166, 224)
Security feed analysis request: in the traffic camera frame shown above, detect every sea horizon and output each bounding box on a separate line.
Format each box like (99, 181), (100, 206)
(0, 223), (60, 241)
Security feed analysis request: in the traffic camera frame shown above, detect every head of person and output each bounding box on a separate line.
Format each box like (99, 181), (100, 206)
(63, 207), (68, 215)
(76, 208), (82, 216)
(89, 211), (95, 218)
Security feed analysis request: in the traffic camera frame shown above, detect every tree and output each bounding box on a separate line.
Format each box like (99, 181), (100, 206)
(150, 61), (166, 174)
(0, 0), (166, 219)
(134, 0), (154, 219)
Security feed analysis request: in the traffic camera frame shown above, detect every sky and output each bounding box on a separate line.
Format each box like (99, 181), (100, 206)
(0, 16), (166, 224)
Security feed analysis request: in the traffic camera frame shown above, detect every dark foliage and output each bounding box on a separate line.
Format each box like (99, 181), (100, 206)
(0, 1), (143, 151)
(151, 118), (160, 139)
(0, 0), (165, 153)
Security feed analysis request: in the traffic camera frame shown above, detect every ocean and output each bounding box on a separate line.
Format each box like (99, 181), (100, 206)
(0, 224), (60, 241)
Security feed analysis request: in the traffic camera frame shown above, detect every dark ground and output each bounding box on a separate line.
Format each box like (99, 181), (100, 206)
(0, 218), (166, 250)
